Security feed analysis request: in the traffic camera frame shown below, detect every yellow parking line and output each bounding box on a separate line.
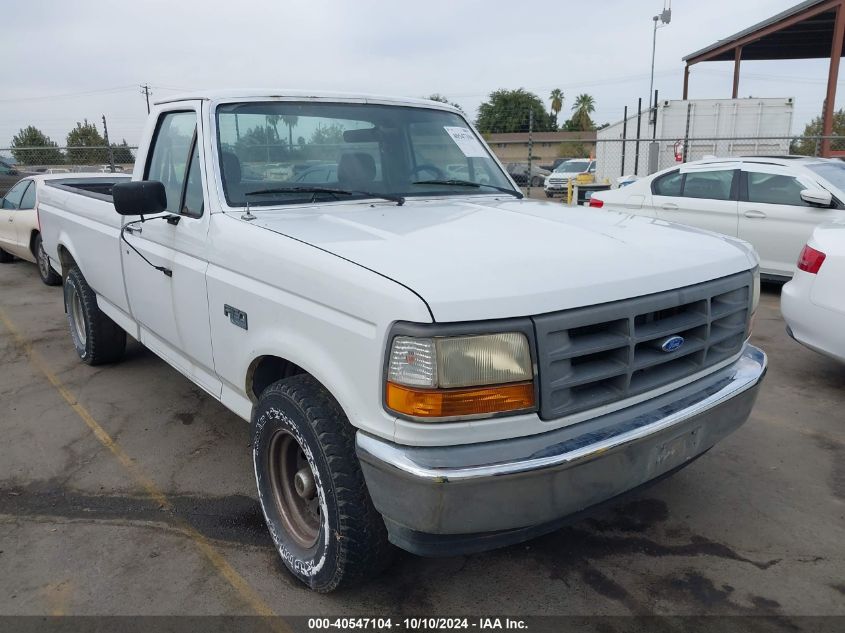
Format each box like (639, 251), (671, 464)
(0, 308), (290, 628)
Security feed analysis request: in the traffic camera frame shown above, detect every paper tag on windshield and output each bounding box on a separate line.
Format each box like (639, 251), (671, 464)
(444, 126), (487, 157)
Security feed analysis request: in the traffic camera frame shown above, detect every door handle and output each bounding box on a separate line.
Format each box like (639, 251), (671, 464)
(124, 225), (142, 235)
(661, 203), (679, 210)
(743, 210), (767, 219)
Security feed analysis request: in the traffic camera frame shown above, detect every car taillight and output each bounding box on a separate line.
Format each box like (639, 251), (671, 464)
(36, 204), (41, 231)
(589, 197), (604, 208)
(797, 244), (826, 274)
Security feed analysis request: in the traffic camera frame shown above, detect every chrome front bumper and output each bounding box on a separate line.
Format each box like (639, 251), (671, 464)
(357, 345), (767, 555)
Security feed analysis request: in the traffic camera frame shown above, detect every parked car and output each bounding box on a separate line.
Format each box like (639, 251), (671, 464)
(781, 221), (845, 363)
(39, 89), (766, 592)
(506, 162), (550, 187)
(540, 158), (569, 172)
(1, 158), (21, 196)
(544, 158), (596, 197)
(293, 163), (337, 184)
(589, 156), (845, 280)
(0, 173), (129, 284)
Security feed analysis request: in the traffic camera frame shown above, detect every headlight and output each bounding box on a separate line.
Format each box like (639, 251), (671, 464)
(386, 332), (535, 420)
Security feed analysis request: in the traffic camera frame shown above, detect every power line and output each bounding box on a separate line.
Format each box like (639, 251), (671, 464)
(0, 85), (137, 104)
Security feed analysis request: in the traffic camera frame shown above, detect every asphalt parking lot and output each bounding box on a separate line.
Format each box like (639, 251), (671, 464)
(0, 259), (843, 622)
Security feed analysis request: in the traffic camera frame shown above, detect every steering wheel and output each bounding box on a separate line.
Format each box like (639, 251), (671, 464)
(410, 164), (446, 181)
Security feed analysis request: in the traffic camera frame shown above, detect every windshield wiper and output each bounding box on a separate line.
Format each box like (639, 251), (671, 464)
(412, 179), (523, 199)
(245, 187), (404, 206)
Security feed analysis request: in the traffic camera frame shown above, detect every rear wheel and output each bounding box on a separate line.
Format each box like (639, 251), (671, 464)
(252, 374), (392, 592)
(35, 234), (61, 286)
(531, 176), (543, 187)
(63, 266), (126, 365)
(0, 248), (12, 263)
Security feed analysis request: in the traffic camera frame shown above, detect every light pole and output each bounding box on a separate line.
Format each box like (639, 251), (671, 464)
(649, 3), (672, 111)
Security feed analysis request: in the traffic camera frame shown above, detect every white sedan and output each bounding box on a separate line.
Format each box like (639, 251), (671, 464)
(589, 156), (845, 280)
(781, 221), (845, 363)
(0, 173), (128, 285)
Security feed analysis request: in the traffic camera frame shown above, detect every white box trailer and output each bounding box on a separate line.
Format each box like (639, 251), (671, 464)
(595, 98), (794, 184)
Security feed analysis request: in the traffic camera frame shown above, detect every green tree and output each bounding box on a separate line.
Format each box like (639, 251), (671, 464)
(236, 125), (285, 162)
(791, 109), (845, 155)
(569, 93), (596, 131)
(111, 139), (135, 164)
(266, 115), (282, 142)
(66, 119), (108, 165)
(549, 89), (564, 128)
(310, 123), (345, 146)
(475, 89), (555, 134)
(427, 93), (464, 112)
(556, 142), (588, 158)
(10, 126), (64, 165)
(282, 115), (299, 148)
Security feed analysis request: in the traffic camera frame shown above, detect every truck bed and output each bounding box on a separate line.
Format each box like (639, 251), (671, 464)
(46, 176), (129, 201)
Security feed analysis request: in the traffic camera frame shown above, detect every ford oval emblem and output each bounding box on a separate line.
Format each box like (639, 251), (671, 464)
(660, 335), (685, 353)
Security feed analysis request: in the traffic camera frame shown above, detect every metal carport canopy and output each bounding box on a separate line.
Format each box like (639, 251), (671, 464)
(682, 0), (845, 156)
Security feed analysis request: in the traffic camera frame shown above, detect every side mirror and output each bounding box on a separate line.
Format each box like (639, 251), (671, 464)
(113, 181), (167, 216)
(800, 188), (833, 207)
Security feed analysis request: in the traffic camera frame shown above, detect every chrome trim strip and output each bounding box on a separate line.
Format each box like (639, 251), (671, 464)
(358, 345), (766, 482)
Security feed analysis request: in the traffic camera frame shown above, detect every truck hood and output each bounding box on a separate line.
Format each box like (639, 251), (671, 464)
(250, 197), (756, 322)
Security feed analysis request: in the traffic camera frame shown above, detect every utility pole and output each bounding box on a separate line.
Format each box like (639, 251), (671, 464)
(649, 2), (672, 111)
(527, 108), (534, 197)
(140, 84), (152, 114)
(102, 115), (115, 173)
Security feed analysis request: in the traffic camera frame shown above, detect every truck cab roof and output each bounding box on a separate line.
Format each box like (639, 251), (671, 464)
(153, 89), (462, 112)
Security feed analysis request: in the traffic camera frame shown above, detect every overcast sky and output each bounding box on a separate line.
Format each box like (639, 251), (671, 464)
(0, 0), (839, 149)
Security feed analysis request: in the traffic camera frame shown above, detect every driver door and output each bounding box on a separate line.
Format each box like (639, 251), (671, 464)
(121, 107), (220, 396)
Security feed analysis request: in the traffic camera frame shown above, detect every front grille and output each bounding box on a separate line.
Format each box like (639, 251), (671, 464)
(533, 271), (752, 420)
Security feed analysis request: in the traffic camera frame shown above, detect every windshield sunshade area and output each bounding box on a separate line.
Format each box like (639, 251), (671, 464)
(806, 161), (845, 193)
(216, 101), (517, 207)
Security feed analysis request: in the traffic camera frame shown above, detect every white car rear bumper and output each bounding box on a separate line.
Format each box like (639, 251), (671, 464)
(781, 270), (845, 363)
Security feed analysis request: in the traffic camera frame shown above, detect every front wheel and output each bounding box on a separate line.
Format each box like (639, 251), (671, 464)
(35, 234), (61, 286)
(531, 176), (543, 187)
(0, 248), (13, 263)
(252, 374), (392, 592)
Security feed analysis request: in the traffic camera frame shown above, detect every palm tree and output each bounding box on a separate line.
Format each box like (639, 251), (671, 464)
(549, 89), (564, 124)
(266, 115), (282, 140)
(282, 115), (299, 148)
(571, 94), (596, 131)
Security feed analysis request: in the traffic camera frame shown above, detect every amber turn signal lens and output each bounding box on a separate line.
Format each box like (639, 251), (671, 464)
(386, 381), (535, 419)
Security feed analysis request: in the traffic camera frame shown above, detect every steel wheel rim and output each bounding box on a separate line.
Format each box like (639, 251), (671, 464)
(70, 286), (87, 347)
(267, 429), (320, 548)
(37, 241), (49, 278)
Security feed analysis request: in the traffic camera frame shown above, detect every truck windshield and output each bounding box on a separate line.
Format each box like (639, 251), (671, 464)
(216, 102), (516, 206)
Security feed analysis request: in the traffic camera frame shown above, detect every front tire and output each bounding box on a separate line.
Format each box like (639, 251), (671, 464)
(63, 266), (126, 365)
(0, 248), (13, 263)
(252, 374), (392, 592)
(35, 234), (61, 286)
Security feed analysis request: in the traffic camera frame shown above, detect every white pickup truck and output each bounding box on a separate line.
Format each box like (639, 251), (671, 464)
(39, 90), (767, 592)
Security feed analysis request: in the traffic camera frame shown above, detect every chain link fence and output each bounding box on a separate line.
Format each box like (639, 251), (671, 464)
(0, 146), (138, 175)
(4, 136), (845, 201)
